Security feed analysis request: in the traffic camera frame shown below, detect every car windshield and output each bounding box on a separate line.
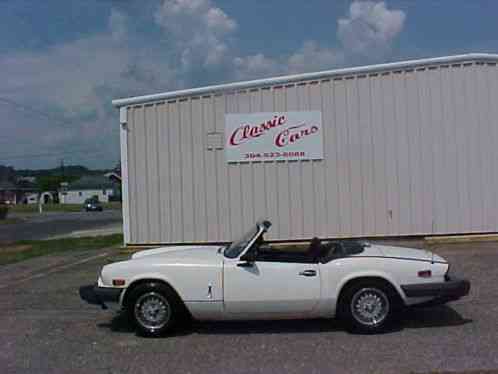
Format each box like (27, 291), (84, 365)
(224, 225), (260, 259)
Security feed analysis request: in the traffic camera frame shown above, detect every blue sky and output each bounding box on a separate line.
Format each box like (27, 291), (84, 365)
(1, 0), (498, 169)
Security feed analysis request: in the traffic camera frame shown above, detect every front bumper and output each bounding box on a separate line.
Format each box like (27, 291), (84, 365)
(401, 277), (470, 305)
(79, 284), (123, 310)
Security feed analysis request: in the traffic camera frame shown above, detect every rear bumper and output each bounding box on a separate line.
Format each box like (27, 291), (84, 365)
(79, 284), (123, 310)
(401, 277), (470, 305)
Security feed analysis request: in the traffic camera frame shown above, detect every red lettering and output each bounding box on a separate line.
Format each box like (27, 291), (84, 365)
(274, 124), (319, 147)
(228, 114), (288, 147)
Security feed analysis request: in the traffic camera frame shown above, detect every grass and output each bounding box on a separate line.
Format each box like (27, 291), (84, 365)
(0, 234), (123, 266)
(0, 218), (24, 225)
(9, 202), (122, 214)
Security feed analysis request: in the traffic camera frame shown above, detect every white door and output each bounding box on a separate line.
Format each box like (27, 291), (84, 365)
(223, 259), (321, 318)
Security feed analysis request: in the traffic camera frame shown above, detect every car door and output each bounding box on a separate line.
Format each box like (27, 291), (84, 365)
(223, 258), (321, 318)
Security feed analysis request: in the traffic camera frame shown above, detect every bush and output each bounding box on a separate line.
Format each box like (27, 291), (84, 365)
(0, 204), (9, 220)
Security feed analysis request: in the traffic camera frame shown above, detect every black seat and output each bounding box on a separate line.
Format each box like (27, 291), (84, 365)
(307, 237), (322, 262)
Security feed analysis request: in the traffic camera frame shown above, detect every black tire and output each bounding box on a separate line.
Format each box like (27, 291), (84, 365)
(126, 282), (183, 337)
(337, 279), (401, 334)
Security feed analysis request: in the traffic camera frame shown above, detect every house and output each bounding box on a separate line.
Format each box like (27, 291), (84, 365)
(58, 175), (118, 204)
(0, 181), (18, 204)
(0, 180), (39, 204)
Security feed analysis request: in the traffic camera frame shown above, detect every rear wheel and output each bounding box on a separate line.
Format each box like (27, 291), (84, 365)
(127, 282), (181, 337)
(338, 279), (401, 334)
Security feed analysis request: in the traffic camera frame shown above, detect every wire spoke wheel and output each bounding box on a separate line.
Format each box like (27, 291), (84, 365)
(350, 287), (390, 327)
(134, 292), (171, 331)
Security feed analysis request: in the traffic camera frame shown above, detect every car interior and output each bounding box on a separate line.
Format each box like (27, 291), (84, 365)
(251, 235), (367, 264)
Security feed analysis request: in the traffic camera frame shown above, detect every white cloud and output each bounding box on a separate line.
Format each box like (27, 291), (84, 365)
(0, 11), (180, 168)
(287, 41), (345, 74)
(233, 42), (345, 80)
(338, 1), (406, 57)
(0, 0), (407, 168)
(154, 0), (237, 68)
(233, 53), (280, 80)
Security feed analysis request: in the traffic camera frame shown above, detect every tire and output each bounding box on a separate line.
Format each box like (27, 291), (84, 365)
(126, 282), (182, 337)
(338, 279), (401, 334)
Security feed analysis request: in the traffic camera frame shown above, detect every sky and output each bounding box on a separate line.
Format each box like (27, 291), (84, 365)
(1, 0), (498, 170)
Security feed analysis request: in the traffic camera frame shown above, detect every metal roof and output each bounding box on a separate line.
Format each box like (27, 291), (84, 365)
(112, 53), (498, 108)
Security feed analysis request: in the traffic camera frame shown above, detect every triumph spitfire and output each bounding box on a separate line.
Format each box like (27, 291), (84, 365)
(80, 220), (470, 336)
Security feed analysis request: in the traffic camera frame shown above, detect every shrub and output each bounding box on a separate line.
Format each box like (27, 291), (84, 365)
(0, 204), (9, 220)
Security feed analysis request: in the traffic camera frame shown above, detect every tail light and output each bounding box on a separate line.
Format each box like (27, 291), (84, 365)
(112, 279), (126, 286)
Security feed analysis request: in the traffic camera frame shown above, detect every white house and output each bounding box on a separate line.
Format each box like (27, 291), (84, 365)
(59, 176), (118, 204)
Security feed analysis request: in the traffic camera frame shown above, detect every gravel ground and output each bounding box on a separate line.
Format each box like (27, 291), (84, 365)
(0, 241), (497, 374)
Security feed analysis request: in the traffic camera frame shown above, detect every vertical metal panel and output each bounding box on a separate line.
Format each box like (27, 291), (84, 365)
(144, 105), (160, 242)
(179, 100), (195, 241)
(238, 91), (255, 231)
(417, 68), (435, 233)
(440, 67), (459, 233)
(157, 103), (172, 242)
(321, 80), (340, 236)
(120, 108), (131, 243)
(191, 98), (208, 241)
(203, 96), (219, 241)
(404, 70), (424, 234)
(485, 64), (498, 230)
(226, 93), (243, 239)
(310, 82), (327, 237)
(357, 76), (375, 235)
(215, 94), (230, 240)
(370, 74), (389, 234)
(168, 102), (183, 241)
(274, 87), (291, 239)
(381, 73), (401, 234)
(345, 77), (364, 235)
(393, 72), (411, 234)
(250, 89), (267, 223)
(333, 79), (352, 235)
(465, 65), (484, 231)
(428, 68), (447, 233)
(261, 88), (279, 240)
(286, 85), (303, 238)
(133, 106), (150, 242)
(475, 64), (494, 232)
(124, 60), (498, 244)
(299, 83), (315, 238)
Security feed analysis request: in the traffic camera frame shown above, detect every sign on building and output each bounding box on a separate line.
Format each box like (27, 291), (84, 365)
(224, 111), (323, 162)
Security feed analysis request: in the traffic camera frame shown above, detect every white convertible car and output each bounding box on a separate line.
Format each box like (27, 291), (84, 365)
(80, 220), (470, 335)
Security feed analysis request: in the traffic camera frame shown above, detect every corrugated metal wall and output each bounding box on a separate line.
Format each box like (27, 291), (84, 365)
(124, 61), (498, 244)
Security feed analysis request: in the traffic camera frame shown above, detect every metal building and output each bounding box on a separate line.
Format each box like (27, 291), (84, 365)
(113, 53), (498, 246)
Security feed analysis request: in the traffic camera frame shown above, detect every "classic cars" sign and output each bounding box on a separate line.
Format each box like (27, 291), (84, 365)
(225, 111), (323, 162)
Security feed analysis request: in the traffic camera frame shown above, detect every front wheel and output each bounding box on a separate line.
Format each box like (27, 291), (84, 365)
(127, 282), (181, 337)
(338, 280), (401, 334)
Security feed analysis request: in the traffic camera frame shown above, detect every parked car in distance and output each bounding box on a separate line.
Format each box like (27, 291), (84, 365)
(83, 198), (103, 212)
(80, 220), (470, 336)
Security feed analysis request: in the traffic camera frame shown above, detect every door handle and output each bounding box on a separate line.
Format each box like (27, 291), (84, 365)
(299, 270), (317, 277)
(237, 261), (254, 268)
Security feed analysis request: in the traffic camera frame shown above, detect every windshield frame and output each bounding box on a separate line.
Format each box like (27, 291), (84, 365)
(223, 224), (264, 259)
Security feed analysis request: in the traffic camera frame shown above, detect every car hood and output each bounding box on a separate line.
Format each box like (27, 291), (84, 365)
(369, 244), (446, 263)
(130, 245), (224, 265)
